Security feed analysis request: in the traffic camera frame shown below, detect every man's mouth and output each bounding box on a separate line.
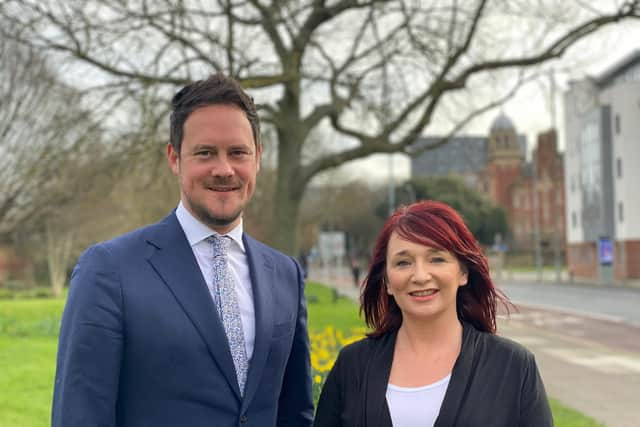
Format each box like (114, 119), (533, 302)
(208, 185), (239, 192)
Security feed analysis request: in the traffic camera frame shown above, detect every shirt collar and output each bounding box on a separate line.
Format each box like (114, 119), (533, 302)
(176, 201), (245, 252)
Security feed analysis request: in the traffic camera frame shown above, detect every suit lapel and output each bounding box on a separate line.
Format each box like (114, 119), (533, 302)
(145, 213), (242, 400)
(240, 234), (275, 408)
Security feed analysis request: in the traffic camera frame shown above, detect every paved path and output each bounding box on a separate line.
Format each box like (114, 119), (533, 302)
(498, 279), (640, 327)
(309, 270), (640, 427)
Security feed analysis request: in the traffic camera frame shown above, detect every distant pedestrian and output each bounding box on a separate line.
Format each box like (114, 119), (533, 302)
(298, 251), (309, 279)
(314, 200), (552, 427)
(350, 256), (361, 287)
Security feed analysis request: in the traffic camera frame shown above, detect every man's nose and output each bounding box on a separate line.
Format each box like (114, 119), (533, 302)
(211, 155), (234, 177)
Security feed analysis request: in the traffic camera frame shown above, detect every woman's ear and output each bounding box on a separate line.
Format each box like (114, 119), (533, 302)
(384, 277), (393, 295)
(459, 264), (469, 286)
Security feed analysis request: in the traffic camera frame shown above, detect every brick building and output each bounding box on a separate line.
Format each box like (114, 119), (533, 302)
(411, 114), (566, 253)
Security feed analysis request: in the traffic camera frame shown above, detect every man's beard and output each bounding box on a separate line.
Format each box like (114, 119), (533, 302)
(188, 196), (243, 230)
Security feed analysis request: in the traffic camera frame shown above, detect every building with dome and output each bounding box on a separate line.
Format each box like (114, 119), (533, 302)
(411, 113), (566, 254)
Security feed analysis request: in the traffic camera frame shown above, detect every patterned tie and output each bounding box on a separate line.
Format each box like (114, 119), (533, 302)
(208, 235), (248, 395)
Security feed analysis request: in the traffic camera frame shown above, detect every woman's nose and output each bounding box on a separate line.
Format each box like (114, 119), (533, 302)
(411, 261), (432, 283)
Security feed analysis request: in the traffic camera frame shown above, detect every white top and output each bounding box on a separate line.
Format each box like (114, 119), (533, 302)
(385, 374), (451, 427)
(176, 202), (255, 360)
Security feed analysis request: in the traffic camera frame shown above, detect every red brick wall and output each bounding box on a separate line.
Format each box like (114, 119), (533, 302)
(488, 162), (521, 209)
(618, 240), (640, 279)
(567, 242), (598, 279)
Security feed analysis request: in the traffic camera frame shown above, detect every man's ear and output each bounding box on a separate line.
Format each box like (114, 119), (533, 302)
(167, 143), (180, 175)
(256, 142), (262, 172)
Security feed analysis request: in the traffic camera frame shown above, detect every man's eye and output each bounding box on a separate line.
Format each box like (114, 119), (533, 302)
(231, 150), (250, 157)
(195, 151), (212, 157)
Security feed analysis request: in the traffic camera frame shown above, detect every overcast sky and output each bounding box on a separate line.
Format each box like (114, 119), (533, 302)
(334, 20), (640, 185)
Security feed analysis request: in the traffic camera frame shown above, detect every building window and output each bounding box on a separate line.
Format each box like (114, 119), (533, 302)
(615, 114), (621, 134)
(617, 157), (622, 178)
(619, 202), (624, 223)
(571, 211), (577, 228)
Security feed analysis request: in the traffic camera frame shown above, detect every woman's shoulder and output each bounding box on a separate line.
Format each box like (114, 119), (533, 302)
(337, 332), (394, 363)
(467, 324), (535, 364)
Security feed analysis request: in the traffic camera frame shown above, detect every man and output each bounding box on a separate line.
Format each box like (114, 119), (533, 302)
(52, 74), (314, 427)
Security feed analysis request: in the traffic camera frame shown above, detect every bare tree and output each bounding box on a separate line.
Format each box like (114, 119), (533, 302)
(0, 30), (103, 243)
(2, 0), (638, 254)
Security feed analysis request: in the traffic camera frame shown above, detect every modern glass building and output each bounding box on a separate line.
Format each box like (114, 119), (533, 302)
(564, 50), (640, 280)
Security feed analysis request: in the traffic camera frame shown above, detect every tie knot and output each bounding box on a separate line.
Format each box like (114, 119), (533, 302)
(207, 234), (230, 256)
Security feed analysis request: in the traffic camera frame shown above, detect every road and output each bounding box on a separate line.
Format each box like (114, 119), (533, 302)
(497, 279), (640, 327)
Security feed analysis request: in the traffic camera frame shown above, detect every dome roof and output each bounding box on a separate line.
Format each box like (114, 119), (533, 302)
(490, 113), (515, 132)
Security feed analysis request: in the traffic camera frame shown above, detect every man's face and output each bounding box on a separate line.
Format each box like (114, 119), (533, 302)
(167, 104), (261, 234)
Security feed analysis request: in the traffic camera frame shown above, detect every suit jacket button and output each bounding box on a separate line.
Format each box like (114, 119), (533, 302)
(240, 415), (248, 423)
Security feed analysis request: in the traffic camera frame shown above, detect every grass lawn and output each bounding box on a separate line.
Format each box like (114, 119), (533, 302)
(0, 297), (64, 427)
(0, 284), (604, 427)
(0, 336), (57, 426)
(306, 281), (364, 332)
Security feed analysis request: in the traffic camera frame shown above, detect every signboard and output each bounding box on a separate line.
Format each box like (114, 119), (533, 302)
(598, 236), (614, 266)
(317, 231), (346, 261)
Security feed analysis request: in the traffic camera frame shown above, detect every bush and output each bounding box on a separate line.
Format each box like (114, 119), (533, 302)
(0, 287), (55, 300)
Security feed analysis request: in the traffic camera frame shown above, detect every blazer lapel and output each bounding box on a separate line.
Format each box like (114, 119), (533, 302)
(145, 213), (242, 400)
(240, 234), (275, 408)
(435, 322), (476, 427)
(364, 332), (396, 427)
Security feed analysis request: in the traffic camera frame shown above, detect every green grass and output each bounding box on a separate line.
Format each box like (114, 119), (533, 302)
(306, 281), (365, 332)
(0, 286), (606, 427)
(0, 297), (65, 427)
(0, 336), (57, 426)
(0, 298), (65, 337)
(550, 399), (605, 427)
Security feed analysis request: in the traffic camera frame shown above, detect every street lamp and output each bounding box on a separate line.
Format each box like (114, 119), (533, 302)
(403, 182), (416, 204)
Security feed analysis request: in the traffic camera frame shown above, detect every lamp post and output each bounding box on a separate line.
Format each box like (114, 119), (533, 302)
(403, 182), (416, 204)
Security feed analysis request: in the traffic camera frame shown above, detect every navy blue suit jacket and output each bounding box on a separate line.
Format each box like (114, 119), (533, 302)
(52, 212), (314, 427)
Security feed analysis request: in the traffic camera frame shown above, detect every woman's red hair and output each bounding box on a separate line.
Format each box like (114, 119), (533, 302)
(361, 200), (510, 336)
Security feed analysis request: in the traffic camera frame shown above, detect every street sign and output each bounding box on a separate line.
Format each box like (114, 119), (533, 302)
(598, 236), (614, 266)
(317, 231), (346, 261)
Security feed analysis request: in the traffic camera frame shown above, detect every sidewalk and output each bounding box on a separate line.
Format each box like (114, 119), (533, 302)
(309, 269), (640, 427)
(493, 268), (640, 290)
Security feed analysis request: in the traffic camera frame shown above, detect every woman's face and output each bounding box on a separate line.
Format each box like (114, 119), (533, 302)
(385, 231), (468, 323)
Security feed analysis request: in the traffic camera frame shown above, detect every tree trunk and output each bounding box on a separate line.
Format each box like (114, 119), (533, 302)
(269, 171), (303, 256)
(45, 222), (74, 298)
(267, 124), (306, 255)
(264, 78), (308, 255)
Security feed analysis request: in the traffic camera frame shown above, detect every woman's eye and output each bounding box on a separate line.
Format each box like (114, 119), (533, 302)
(431, 257), (446, 263)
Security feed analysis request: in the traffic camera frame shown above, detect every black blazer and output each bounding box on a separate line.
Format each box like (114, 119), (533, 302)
(314, 322), (552, 427)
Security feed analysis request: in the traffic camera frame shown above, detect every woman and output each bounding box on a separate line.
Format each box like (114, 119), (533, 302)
(314, 200), (552, 427)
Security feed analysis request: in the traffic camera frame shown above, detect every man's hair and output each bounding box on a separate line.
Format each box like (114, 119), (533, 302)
(169, 73), (260, 155)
